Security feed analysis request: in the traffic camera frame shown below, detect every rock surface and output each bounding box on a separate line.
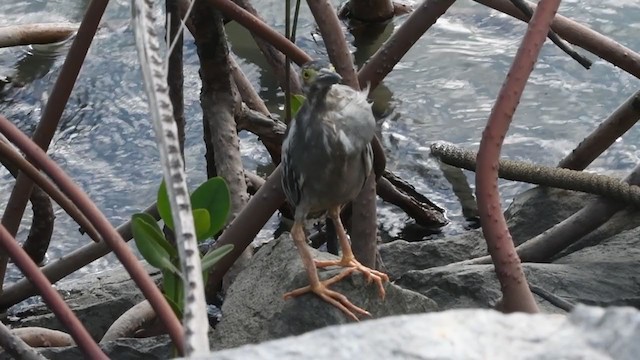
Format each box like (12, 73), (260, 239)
(201, 306), (640, 360)
(211, 234), (438, 350)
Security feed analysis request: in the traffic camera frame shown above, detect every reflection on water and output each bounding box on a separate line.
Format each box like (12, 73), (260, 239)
(1, 1), (640, 281)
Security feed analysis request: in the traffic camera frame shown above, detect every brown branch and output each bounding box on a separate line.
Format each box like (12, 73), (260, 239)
(0, 203), (160, 309)
(475, 0), (562, 314)
(508, 0), (591, 69)
(0, 23), (78, 48)
(0, 114), (184, 354)
(0, 138), (100, 243)
(231, 0), (302, 94)
(0, 323), (47, 359)
(475, 0), (640, 79)
(229, 56), (270, 115)
(0, 0), (109, 295)
(0, 224), (106, 358)
(0, 150), (53, 264)
(208, 0), (311, 65)
(558, 90), (640, 170)
(167, 0), (186, 154)
(358, 0), (456, 92)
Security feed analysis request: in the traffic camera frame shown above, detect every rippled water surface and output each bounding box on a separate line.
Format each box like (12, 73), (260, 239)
(1, 0), (639, 283)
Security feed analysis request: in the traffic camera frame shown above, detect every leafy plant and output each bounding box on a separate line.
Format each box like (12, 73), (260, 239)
(131, 177), (234, 316)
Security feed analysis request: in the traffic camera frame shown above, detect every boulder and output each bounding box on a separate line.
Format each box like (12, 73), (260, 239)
(201, 306), (640, 360)
(379, 231), (485, 279)
(211, 234), (437, 350)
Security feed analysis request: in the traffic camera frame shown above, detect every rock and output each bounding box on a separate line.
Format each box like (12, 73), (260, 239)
(379, 231), (485, 279)
(505, 187), (592, 245)
(201, 306), (640, 360)
(0, 336), (172, 360)
(212, 234), (437, 351)
(555, 225), (640, 264)
(395, 254), (640, 313)
(7, 264), (160, 341)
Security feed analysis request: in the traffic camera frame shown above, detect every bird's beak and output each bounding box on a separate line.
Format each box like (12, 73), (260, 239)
(317, 68), (342, 84)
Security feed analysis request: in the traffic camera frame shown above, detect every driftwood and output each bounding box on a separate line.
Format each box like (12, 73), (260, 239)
(0, 23), (78, 48)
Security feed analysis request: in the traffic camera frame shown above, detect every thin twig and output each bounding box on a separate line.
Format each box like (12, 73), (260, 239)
(476, 0), (640, 79)
(558, 90), (640, 170)
(508, 0), (591, 69)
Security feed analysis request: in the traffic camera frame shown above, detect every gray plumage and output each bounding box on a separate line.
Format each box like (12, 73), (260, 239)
(282, 61), (375, 221)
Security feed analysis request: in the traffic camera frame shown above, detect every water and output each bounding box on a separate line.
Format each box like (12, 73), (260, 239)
(1, 0), (639, 284)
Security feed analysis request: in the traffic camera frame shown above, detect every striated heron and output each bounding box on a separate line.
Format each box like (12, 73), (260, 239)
(281, 59), (388, 320)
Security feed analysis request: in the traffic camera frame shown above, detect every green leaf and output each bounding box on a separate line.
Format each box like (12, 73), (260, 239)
(201, 244), (234, 273)
(132, 214), (180, 274)
(193, 208), (211, 241)
(162, 268), (183, 314)
(163, 293), (183, 318)
(132, 213), (176, 257)
(191, 177), (230, 240)
(157, 180), (174, 231)
(290, 94), (306, 118)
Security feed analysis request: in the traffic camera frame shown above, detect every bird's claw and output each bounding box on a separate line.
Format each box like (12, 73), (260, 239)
(314, 258), (389, 299)
(284, 268), (370, 321)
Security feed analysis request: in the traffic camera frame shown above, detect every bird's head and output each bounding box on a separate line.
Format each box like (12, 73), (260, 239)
(300, 60), (342, 93)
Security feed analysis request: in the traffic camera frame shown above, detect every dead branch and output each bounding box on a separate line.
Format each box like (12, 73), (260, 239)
(100, 300), (156, 343)
(10, 327), (74, 348)
(0, 23), (78, 48)
(476, 0), (640, 79)
(0, 138), (100, 243)
(431, 142), (640, 206)
(358, 0), (456, 92)
(0, 323), (46, 359)
(508, 0), (591, 68)
(558, 90), (640, 170)
(167, 0), (186, 154)
(231, 0), (302, 94)
(229, 56), (270, 115)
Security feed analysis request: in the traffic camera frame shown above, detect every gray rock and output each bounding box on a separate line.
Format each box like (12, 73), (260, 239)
(505, 187), (592, 245)
(202, 306), (640, 360)
(379, 231), (485, 279)
(0, 336), (172, 360)
(7, 264), (160, 340)
(212, 234), (437, 350)
(396, 258), (640, 313)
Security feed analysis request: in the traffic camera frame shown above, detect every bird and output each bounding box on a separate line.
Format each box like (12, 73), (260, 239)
(281, 59), (389, 320)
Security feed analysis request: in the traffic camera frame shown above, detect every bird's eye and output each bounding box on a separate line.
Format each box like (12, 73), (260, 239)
(302, 70), (311, 80)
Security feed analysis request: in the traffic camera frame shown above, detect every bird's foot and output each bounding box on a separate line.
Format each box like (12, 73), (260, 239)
(283, 268), (370, 321)
(314, 257), (389, 299)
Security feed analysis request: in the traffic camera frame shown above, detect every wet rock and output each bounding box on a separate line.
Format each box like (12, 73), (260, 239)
(1, 336), (172, 360)
(202, 306), (640, 360)
(211, 234), (437, 351)
(505, 187), (592, 245)
(379, 231), (485, 279)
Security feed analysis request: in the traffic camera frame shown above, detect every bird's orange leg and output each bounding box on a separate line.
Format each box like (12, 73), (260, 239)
(314, 207), (389, 299)
(284, 221), (370, 321)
